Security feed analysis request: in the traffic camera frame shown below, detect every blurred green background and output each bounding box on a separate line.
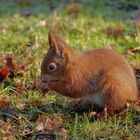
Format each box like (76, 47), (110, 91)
(0, 0), (140, 20)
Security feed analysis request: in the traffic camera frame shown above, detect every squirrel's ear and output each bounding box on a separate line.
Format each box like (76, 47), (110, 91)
(57, 42), (65, 58)
(48, 31), (66, 58)
(48, 31), (70, 62)
(48, 31), (59, 54)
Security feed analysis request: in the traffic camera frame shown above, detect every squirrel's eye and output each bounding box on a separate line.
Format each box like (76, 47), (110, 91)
(47, 63), (57, 72)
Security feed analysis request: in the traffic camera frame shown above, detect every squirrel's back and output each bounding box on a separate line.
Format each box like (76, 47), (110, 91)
(66, 48), (138, 100)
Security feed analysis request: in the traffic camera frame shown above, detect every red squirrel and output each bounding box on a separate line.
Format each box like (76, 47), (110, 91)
(40, 31), (140, 111)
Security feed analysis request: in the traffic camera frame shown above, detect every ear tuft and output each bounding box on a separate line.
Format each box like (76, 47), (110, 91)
(48, 30), (64, 57)
(48, 31), (57, 49)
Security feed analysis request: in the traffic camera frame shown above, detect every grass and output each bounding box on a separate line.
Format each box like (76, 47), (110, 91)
(0, 0), (140, 139)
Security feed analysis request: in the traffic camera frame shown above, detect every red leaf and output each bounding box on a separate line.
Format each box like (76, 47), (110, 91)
(0, 67), (9, 82)
(127, 47), (134, 52)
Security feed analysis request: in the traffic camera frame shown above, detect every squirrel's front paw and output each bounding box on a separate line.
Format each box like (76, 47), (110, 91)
(67, 100), (84, 112)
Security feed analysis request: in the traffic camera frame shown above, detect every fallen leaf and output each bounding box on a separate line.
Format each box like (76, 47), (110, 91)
(0, 67), (9, 82)
(67, 2), (81, 15)
(0, 98), (10, 107)
(0, 122), (14, 139)
(34, 115), (67, 140)
(29, 99), (41, 106)
(106, 106), (115, 116)
(5, 55), (16, 70)
(104, 27), (124, 39)
(134, 100), (140, 106)
(127, 47), (140, 54)
(22, 125), (32, 137)
(16, 84), (26, 94)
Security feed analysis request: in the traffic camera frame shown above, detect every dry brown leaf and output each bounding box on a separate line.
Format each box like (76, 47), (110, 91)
(16, 84), (26, 94)
(0, 122), (14, 139)
(5, 55), (16, 70)
(35, 115), (67, 140)
(67, 2), (81, 15)
(30, 99), (41, 106)
(5, 54), (26, 72)
(104, 27), (124, 38)
(0, 98), (11, 107)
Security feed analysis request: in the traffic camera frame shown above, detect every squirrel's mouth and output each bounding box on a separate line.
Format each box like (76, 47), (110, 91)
(42, 79), (59, 84)
(49, 79), (59, 83)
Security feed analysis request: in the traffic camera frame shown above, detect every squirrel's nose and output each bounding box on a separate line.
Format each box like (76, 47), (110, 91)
(41, 86), (49, 93)
(40, 81), (49, 93)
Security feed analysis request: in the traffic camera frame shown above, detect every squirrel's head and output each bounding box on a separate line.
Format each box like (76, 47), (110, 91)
(40, 31), (73, 93)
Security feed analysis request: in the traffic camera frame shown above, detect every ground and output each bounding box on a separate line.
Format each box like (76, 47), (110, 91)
(0, 0), (140, 139)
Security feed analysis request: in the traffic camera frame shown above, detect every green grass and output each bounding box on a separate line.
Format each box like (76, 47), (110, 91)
(0, 0), (140, 139)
